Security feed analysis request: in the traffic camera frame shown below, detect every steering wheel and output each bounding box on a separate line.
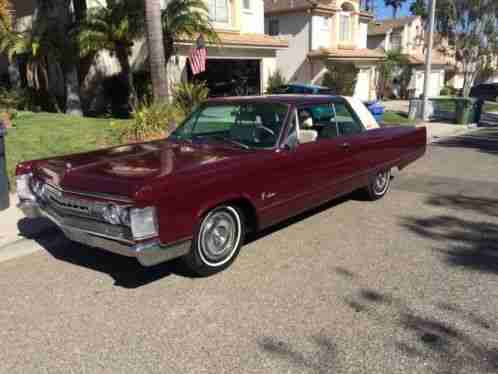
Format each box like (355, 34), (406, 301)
(256, 123), (276, 137)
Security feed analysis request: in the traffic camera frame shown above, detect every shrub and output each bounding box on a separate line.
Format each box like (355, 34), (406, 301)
(265, 69), (287, 94)
(0, 87), (36, 111)
(439, 85), (458, 97)
(114, 100), (183, 143)
(322, 65), (358, 96)
(172, 81), (209, 116)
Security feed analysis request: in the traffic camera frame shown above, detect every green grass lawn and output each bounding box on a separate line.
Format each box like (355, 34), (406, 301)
(483, 102), (498, 112)
(5, 111), (131, 190)
(381, 111), (415, 126)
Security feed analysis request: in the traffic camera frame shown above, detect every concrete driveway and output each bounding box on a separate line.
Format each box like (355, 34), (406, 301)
(0, 129), (497, 374)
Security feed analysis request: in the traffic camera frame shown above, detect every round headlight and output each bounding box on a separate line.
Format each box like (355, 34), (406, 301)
(104, 204), (121, 225)
(119, 207), (131, 226)
(31, 180), (46, 198)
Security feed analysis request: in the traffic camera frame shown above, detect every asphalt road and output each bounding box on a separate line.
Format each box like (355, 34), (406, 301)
(1, 129), (497, 374)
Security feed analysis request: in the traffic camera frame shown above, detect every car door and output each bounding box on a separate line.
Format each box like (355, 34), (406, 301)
(327, 100), (373, 189)
(257, 103), (360, 228)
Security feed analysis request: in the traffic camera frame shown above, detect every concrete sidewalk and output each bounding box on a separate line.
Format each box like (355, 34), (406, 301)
(0, 194), (26, 247)
(0, 194), (54, 262)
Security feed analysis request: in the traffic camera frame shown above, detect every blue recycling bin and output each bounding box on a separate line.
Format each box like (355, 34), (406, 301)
(364, 101), (385, 124)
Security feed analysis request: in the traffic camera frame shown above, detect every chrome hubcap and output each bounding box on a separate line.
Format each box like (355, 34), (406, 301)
(373, 170), (390, 195)
(199, 209), (240, 266)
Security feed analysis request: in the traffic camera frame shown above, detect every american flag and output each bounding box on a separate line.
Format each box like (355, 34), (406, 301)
(189, 35), (207, 75)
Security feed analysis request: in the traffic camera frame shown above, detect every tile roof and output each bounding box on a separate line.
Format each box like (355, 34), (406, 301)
(216, 32), (288, 47)
(407, 50), (452, 66)
(177, 32), (288, 48)
(265, 0), (337, 14)
(368, 16), (417, 36)
(308, 47), (385, 60)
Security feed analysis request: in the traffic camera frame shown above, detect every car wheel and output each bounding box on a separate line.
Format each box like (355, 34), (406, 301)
(183, 205), (245, 276)
(365, 169), (391, 200)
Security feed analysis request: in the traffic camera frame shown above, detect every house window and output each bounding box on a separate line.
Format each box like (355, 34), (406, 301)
(208, 0), (229, 23)
(391, 33), (402, 50)
(269, 19), (279, 36)
(243, 0), (250, 10)
(321, 16), (329, 30)
(339, 14), (351, 41)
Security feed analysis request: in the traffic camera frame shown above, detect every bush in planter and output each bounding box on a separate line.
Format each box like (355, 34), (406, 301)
(113, 100), (184, 143)
(265, 69), (287, 94)
(172, 81), (209, 117)
(322, 65), (358, 96)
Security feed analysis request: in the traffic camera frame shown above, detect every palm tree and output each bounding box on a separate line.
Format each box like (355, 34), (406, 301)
(145, 0), (168, 102)
(384, 0), (407, 18)
(0, 0), (83, 114)
(77, 0), (145, 106)
(0, 11), (67, 111)
(161, 0), (219, 73)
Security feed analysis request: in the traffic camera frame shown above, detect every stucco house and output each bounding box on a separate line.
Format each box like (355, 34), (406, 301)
(367, 16), (450, 98)
(4, 0), (287, 111)
(264, 0), (384, 101)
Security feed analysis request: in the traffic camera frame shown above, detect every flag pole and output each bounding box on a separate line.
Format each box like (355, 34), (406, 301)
(422, 0), (436, 121)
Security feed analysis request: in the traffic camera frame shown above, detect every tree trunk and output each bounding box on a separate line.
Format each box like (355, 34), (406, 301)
(144, 0), (169, 103)
(65, 65), (83, 116)
(116, 46), (135, 109)
(393, 7), (398, 18)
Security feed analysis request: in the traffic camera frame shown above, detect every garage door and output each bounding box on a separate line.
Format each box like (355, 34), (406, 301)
(415, 71), (442, 98)
(188, 59), (261, 97)
(429, 71), (441, 98)
(354, 69), (370, 101)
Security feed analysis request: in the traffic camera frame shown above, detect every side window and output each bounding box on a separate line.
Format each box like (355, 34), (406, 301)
(332, 102), (365, 136)
(298, 104), (338, 141)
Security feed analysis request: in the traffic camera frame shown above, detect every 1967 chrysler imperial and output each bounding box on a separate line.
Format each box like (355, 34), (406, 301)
(16, 95), (426, 276)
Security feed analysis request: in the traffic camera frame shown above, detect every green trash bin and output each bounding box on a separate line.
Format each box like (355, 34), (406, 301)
(455, 97), (481, 125)
(0, 121), (9, 211)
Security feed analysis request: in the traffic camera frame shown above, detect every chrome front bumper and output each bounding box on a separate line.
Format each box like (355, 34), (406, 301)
(18, 200), (191, 267)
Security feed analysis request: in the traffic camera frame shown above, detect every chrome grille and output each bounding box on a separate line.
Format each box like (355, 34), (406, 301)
(40, 184), (102, 220)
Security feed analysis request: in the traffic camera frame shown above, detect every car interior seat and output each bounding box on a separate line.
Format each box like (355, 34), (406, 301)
(297, 110), (317, 144)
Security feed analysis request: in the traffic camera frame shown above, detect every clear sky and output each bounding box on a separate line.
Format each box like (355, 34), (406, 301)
(374, 0), (416, 20)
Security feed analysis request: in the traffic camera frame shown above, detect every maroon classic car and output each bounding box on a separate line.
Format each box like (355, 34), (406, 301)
(16, 95), (426, 276)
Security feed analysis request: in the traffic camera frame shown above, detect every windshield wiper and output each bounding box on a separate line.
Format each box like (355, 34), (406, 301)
(212, 135), (250, 150)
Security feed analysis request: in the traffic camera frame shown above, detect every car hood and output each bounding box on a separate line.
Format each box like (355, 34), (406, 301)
(32, 139), (249, 200)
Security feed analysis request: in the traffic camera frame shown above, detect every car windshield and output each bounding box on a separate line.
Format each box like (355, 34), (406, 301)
(171, 102), (289, 149)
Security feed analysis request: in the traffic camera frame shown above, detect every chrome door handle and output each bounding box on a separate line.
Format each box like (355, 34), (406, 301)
(339, 142), (351, 149)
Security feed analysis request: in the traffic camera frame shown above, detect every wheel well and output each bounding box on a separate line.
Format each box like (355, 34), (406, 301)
(224, 198), (259, 233)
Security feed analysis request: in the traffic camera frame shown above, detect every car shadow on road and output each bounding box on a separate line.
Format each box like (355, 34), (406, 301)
(17, 217), (189, 289)
(337, 269), (498, 373)
(17, 192), (359, 288)
(246, 192), (355, 245)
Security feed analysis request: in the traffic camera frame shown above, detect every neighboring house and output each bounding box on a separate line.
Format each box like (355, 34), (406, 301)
(367, 16), (449, 98)
(264, 0), (384, 101)
(4, 0), (287, 111)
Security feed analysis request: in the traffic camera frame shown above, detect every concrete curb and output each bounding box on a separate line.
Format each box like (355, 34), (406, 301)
(0, 225), (60, 264)
(0, 237), (44, 264)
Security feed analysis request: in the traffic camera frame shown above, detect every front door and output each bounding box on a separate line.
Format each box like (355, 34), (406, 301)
(257, 102), (366, 228)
